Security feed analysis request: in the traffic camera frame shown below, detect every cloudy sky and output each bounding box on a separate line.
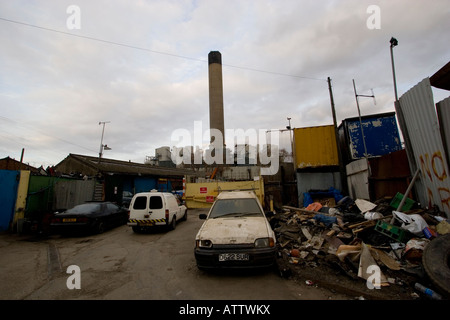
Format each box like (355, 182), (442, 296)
(1, 0), (449, 168)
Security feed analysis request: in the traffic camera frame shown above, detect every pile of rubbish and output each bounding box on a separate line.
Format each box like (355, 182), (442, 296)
(269, 194), (450, 300)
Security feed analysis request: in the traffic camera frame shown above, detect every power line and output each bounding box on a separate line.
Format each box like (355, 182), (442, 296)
(0, 16), (325, 82)
(0, 115), (97, 153)
(0, 17), (205, 63)
(223, 63), (325, 81)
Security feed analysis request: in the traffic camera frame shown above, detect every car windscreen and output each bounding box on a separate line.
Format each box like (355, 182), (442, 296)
(65, 203), (101, 214)
(209, 198), (263, 218)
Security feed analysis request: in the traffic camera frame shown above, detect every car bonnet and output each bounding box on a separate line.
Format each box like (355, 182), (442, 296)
(197, 216), (271, 245)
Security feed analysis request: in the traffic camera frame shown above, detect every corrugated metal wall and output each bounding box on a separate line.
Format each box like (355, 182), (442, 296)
(398, 78), (450, 216)
(27, 176), (55, 214)
(293, 125), (339, 169)
(28, 176), (96, 212)
(54, 179), (95, 210)
(437, 96), (450, 171)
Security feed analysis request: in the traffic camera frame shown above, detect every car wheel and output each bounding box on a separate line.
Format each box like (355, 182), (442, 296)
(422, 233), (450, 298)
(96, 221), (105, 234)
(132, 226), (141, 233)
(182, 209), (188, 221)
(170, 216), (176, 230)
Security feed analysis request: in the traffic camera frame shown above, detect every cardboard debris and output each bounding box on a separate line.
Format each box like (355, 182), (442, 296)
(309, 235), (324, 250)
(358, 242), (389, 288)
(336, 244), (361, 262)
(300, 226), (312, 240)
(355, 199), (377, 213)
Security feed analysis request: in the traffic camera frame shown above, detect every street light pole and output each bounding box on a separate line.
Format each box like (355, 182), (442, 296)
(99, 121), (110, 158)
(390, 37), (399, 101)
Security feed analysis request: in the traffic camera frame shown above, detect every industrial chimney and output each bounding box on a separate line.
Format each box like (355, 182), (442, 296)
(208, 51), (225, 144)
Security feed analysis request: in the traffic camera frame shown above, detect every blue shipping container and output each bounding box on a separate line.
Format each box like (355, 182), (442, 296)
(341, 112), (402, 160)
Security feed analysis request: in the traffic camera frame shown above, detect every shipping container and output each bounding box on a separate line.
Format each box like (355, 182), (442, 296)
(293, 125), (339, 169)
(338, 112), (402, 164)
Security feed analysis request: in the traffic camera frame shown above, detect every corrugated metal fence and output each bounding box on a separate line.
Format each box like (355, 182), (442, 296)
(397, 78), (450, 216)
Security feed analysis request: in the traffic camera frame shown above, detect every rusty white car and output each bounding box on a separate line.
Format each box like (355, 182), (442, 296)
(194, 191), (277, 269)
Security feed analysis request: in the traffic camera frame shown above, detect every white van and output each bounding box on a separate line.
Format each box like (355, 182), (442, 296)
(127, 190), (187, 233)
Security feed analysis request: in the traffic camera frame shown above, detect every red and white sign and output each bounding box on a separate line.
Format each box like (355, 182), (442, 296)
(206, 196), (214, 203)
(200, 187), (207, 194)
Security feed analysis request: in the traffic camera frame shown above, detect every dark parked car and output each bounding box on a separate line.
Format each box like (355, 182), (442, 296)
(50, 202), (129, 234)
(122, 191), (133, 208)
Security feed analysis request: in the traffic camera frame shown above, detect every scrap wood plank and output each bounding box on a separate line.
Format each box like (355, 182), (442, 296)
(322, 230), (345, 250)
(352, 222), (376, 234)
(282, 205), (319, 215)
(369, 247), (401, 270)
(348, 215), (393, 229)
(326, 229), (336, 237)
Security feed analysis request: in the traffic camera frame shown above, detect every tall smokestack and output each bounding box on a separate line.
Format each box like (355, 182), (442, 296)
(208, 51), (225, 144)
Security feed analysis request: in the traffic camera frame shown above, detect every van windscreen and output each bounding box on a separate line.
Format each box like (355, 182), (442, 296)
(150, 196), (163, 209)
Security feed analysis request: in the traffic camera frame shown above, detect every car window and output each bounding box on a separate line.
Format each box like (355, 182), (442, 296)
(150, 196), (163, 209)
(107, 203), (118, 212)
(209, 198), (263, 218)
(133, 196), (148, 210)
(66, 203), (101, 214)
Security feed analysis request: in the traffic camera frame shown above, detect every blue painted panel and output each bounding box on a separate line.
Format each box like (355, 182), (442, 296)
(346, 114), (402, 159)
(122, 177), (134, 193)
(134, 177), (157, 193)
(0, 170), (20, 231)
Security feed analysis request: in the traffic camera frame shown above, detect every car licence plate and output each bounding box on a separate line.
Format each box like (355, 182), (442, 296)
(63, 218), (77, 222)
(219, 253), (249, 261)
(139, 221), (154, 226)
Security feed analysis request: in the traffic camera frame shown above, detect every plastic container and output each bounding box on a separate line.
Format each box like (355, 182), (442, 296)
(374, 220), (408, 242)
(390, 192), (415, 211)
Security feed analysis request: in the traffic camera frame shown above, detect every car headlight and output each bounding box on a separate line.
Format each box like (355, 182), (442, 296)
(196, 239), (213, 248)
(254, 237), (275, 248)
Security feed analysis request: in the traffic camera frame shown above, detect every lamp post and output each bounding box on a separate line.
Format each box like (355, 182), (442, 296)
(390, 37), (399, 101)
(98, 121), (111, 159)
